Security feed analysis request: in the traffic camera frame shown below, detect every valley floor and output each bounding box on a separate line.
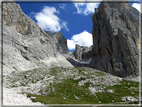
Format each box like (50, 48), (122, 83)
(2, 67), (141, 106)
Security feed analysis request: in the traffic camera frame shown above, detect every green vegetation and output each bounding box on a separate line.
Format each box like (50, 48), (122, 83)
(5, 67), (140, 104)
(26, 77), (139, 104)
(95, 79), (139, 104)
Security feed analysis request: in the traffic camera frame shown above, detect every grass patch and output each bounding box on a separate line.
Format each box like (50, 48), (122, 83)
(27, 78), (99, 104)
(28, 78), (139, 104)
(97, 79), (139, 104)
(27, 93), (89, 104)
(27, 78), (139, 104)
(5, 67), (140, 104)
(94, 71), (106, 76)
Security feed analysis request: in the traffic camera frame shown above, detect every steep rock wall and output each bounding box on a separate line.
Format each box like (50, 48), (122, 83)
(73, 44), (92, 61)
(89, 1), (141, 77)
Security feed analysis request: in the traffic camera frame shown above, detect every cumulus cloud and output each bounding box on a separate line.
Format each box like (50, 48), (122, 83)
(132, 3), (141, 12)
(74, 3), (100, 15)
(73, 0), (101, 15)
(31, 6), (69, 32)
(67, 30), (93, 50)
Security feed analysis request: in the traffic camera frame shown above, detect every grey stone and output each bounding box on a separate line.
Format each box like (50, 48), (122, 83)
(98, 101), (101, 103)
(30, 97), (36, 101)
(73, 44), (92, 61)
(10, 71), (16, 75)
(45, 31), (90, 67)
(80, 76), (86, 80)
(107, 89), (113, 93)
(89, 1), (141, 77)
(122, 96), (138, 102)
(45, 31), (68, 54)
(74, 94), (80, 100)
(2, 2), (75, 75)
(24, 75), (30, 78)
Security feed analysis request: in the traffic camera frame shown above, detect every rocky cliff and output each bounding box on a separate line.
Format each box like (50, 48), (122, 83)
(2, 2), (74, 75)
(89, 1), (141, 77)
(45, 31), (71, 55)
(45, 31), (92, 67)
(2, 1), (140, 78)
(73, 44), (92, 61)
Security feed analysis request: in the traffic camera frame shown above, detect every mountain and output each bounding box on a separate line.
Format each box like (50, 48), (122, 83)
(89, 1), (141, 77)
(2, 2), (76, 76)
(1, 1), (140, 105)
(45, 31), (69, 55)
(4, 67), (140, 104)
(73, 44), (92, 62)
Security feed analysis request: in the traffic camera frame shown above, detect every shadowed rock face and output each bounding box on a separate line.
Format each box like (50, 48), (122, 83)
(45, 31), (68, 54)
(45, 31), (92, 67)
(73, 44), (92, 61)
(89, 1), (141, 77)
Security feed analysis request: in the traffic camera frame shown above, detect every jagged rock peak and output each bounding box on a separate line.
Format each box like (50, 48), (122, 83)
(45, 31), (68, 54)
(45, 31), (52, 36)
(73, 44), (92, 61)
(100, 0), (130, 9)
(90, 1), (141, 77)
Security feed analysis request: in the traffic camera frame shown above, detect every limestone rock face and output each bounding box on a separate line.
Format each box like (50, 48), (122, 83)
(89, 1), (141, 77)
(2, 2), (74, 75)
(3, 2), (32, 35)
(73, 44), (92, 61)
(45, 31), (68, 54)
(45, 31), (90, 67)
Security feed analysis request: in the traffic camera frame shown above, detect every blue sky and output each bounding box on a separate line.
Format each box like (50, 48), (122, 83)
(15, 0), (142, 52)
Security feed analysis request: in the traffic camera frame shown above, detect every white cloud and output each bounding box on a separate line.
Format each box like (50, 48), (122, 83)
(59, 3), (66, 9)
(74, 3), (100, 15)
(132, 3), (141, 12)
(32, 6), (69, 32)
(73, 0), (101, 15)
(67, 39), (76, 50)
(61, 21), (69, 31)
(67, 30), (93, 50)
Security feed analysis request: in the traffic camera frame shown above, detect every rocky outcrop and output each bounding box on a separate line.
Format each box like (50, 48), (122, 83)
(89, 1), (141, 77)
(73, 44), (92, 61)
(2, 2), (91, 75)
(45, 31), (91, 67)
(45, 31), (68, 54)
(2, 2), (74, 75)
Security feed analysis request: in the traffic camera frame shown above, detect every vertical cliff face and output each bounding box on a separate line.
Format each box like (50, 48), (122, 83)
(73, 44), (92, 61)
(45, 31), (69, 54)
(90, 1), (141, 77)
